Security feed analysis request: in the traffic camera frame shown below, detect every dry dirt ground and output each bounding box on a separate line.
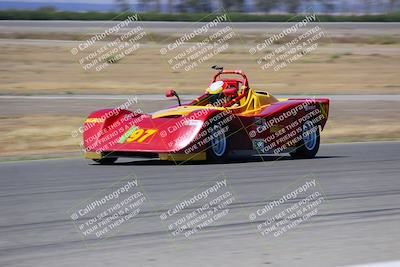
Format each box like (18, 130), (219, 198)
(0, 41), (399, 95)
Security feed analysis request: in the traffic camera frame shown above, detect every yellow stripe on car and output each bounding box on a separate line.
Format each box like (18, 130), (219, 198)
(85, 118), (105, 123)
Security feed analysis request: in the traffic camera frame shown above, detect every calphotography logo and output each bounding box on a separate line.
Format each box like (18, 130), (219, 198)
(67, 175), (150, 243)
(248, 175), (328, 241)
(160, 175), (239, 241)
(249, 12), (328, 72)
(75, 97), (145, 155)
(70, 13), (147, 72)
(159, 11), (238, 72)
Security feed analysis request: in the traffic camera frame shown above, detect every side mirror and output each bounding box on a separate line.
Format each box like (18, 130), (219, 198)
(223, 88), (237, 97)
(165, 89), (176, 98)
(165, 89), (181, 106)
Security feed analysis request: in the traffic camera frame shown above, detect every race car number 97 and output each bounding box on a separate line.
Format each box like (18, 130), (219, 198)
(118, 127), (157, 144)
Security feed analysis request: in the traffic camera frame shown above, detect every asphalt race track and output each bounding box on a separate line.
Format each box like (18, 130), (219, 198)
(0, 141), (399, 267)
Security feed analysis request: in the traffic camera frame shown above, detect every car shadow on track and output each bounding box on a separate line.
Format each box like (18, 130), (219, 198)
(99, 155), (346, 166)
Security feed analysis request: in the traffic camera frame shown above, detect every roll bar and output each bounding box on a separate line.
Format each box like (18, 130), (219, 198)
(211, 69), (250, 108)
(212, 69), (249, 88)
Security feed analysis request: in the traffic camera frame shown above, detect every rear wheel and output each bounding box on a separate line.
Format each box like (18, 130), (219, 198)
(92, 157), (118, 165)
(290, 120), (320, 159)
(206, 124), (230, 162)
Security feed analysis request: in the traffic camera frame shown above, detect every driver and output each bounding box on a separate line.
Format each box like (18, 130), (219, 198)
(205, 81), (238, 107)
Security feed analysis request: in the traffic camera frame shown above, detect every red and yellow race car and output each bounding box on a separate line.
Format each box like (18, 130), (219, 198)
(83, 66), (329, 164)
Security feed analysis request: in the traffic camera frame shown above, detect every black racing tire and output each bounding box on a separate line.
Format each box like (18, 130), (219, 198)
(290, 120), (320, 159)
(206, 123), (230, 163)
(92, 157), (118, 165)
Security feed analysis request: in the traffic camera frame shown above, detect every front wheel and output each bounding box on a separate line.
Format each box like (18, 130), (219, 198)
(290, 120), (320, 159)
(206, 124), (230, 162)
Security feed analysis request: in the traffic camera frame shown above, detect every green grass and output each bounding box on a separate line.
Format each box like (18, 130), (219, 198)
(330, 54), (341, 59)
(370, 35), (397, 44)
(1, 10), (400, 22)
(105, 54), (122, 64)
